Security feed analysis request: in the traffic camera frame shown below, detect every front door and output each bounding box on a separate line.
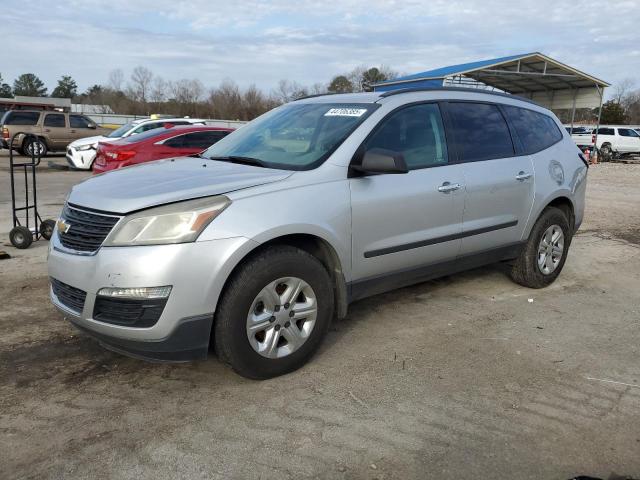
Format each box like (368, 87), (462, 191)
(349, 103), (465, 294)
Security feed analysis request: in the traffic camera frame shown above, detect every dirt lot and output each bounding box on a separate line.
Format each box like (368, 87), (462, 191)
(1, 152), (639, 480)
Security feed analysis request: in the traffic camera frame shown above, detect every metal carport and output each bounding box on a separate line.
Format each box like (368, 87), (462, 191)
(373, 52), (610, 152)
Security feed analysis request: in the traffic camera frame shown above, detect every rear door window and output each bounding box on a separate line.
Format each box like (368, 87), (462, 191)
(5, 111), (40, 125)
(447, 103), (514, 161)
(364, 103), (448, 169)
(44, 114), (66, 128)
(594, 127), (615, 136)
(163, 135), (186, 148)
(503, 106), (563, 154)
(618, 128), (640, 137)
(182, 131), (231, 149)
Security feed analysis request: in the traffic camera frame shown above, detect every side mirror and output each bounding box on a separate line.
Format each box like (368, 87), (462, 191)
(351, 148), (408, 175)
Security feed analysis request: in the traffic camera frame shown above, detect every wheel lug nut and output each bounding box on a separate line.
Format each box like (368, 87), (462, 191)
(269, 316), (275, 323)
(274, 305), (280, 312)
(284, 321), (290, 328)
(274, 324), (281, 331)
(284, 303), (290, 309)
(289, 311), (294, 317)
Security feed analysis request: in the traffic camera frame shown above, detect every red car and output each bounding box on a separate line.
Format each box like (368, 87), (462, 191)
(93, 125), (234, 174)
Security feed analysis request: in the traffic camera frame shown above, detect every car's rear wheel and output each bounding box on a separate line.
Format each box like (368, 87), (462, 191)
(509, 207), (571, 288)
(24, 138), (47, 158)
(214, 246), (334, 379)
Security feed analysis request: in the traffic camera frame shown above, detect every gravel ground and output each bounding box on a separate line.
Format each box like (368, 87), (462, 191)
(1, 153), (639, 480)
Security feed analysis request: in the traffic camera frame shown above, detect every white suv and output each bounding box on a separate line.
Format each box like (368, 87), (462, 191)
(66, 117), (206, 170)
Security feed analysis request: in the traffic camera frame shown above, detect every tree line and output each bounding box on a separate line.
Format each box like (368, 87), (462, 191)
(0, 66), (397, 121)
(3, 68), (639, 124)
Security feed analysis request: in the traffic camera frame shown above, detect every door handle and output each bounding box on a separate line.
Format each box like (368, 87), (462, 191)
(516, 171), (533, 181)
(438, 182), (462, 193)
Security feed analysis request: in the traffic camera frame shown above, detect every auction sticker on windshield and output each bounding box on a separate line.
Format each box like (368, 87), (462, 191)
(324, 108), (368, 117)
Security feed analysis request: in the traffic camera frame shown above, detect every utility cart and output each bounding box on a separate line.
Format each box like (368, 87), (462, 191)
(8, 132), (56, 249)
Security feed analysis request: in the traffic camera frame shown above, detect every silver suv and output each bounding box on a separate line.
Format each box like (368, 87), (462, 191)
(48, 88), (588, 379)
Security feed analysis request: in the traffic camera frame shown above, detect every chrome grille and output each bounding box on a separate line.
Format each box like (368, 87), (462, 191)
(58, 204), (120, 253)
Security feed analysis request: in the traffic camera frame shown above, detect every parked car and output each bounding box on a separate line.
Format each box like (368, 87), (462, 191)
(93, 125), (233, 174)
(592, 126), (640, 159)
(67, 116), (207, 170)
(0, 110), (110, 156)
(48, 88), (588, 379)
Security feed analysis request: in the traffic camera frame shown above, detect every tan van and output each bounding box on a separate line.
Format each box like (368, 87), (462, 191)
(1, 110), (111, 156)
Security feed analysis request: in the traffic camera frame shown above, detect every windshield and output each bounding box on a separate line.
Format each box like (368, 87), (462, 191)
(108, 121), (136, 138)
(202, 102), (377, 170)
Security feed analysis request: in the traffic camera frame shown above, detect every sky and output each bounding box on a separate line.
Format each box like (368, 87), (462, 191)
(1, 0), (639, 98)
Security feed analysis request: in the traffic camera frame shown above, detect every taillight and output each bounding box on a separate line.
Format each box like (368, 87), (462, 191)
(591, 134), (595, 144)
(2, 127), (9, 139)
(105, 150), (136, 162)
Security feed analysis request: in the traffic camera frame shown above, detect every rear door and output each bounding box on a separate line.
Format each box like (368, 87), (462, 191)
(444, 102), (535, 255)
(349, 102), (465, 291)
(42, 113), (69, 149)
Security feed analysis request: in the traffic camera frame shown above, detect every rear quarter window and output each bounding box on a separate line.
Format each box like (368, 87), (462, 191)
(503, 106), (562, 154)
(4, 111), (40, 126)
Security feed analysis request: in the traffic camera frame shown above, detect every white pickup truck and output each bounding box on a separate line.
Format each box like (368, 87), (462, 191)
(566, 125), (640, 159)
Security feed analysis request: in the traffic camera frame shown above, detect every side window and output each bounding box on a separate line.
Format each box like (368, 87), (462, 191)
(618, 128), (639, 138)
(142, 122), (164, 132)
(447, 103), (514, 161)
(69, 115), (93, 129)
(183, 131), (230, 149)
(163, 135), (185, 148)
(5, 111), (40, 125)
(596, 128), (614, 136)
(503, 106), (562, 154)
(44, 114), (66, 128)
(364, 103), (448, 170)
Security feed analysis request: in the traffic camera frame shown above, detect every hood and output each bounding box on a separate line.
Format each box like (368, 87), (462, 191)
(68, 156), (293, 213)
(70, 135), (109, 147)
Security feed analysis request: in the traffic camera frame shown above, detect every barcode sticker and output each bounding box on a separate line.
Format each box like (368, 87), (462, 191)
(324, 108), (367, 117)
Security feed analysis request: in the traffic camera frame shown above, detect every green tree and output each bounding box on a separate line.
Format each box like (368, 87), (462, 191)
(599, 100), (627, 124)
(327, 75), (353, 94)
(0, 73), (12, 98)
(51, 75), (78, 98)
(12, 73), (47, 96)
(361, 67), (388, 91)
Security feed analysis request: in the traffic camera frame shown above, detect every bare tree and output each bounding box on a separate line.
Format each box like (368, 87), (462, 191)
(128, 66), (153, 104)
(209, 79), (243, 119)
(150, 77), (168, 104)
(612, 78), (636, 104)
(108, 69), (124, 92)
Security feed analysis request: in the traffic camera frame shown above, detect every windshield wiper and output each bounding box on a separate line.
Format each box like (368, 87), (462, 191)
(207, 155), (268, 168)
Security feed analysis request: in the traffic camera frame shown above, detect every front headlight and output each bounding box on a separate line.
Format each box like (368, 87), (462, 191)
(76, 143), (97, 151)
(104, 196), (230, 246)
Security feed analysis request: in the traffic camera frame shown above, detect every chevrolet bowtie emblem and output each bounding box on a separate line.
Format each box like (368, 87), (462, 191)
(57, 219), (71, 234)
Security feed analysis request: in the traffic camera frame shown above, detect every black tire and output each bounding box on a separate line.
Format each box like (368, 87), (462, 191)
(39, 219), (56, 240)
(599, 143), (612, 162)
(24, 138), (47, 158)
(509, 207), (571, 289)
(9, 226), (33, 249)
(214, 246), (334, 379)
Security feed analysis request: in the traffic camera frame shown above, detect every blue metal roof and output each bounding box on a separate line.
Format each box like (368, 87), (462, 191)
(375, 53), (536, 85)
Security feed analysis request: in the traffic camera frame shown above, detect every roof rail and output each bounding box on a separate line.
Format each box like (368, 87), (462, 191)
(294, 92), (339, 101)
(377, 86), (539, 105)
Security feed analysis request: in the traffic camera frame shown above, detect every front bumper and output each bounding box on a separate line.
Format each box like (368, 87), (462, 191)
(66, 146), (96, 170)
(48, 231), (258, 361)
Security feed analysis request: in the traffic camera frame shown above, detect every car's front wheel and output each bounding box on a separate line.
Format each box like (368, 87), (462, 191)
(509, 207), (572, 288)
(214, 246), (334, 379)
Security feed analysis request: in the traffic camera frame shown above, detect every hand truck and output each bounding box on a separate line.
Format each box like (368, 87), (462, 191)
(8, 132), (56, 249)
